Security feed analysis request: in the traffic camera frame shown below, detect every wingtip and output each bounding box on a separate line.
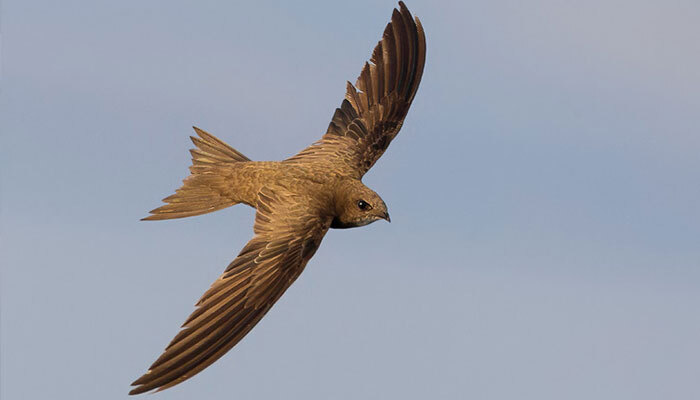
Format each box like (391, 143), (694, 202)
(128, 383), (144, 396)
(129, 371), (155, 395)
(398, 1), (411, 17)
(141, 212), (162, 221)
(127, 387), (141, 396)
(128, 386), (151, 396)
(192, 126), (207, 138)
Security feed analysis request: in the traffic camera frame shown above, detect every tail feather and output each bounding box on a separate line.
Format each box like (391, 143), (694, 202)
(190, 126), (250, 165)
(142, 127), (250, 221)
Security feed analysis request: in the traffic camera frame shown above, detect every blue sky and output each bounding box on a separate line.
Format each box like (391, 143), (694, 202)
(2, 1), (699, 399)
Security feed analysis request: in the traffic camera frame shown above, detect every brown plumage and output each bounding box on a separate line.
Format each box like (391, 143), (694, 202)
(130, 2), (426, 395)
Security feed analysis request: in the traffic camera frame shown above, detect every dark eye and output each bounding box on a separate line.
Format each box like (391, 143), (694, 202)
(357, 200), (371, 211)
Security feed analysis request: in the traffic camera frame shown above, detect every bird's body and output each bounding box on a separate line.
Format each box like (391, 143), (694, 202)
(131, 1), (425, 394)
(191, 159), (333, 208)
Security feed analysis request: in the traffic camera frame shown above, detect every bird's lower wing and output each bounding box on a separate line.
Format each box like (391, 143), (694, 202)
(130, 188), (330, 395)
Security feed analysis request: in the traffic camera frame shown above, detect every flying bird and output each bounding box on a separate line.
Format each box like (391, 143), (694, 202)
(130, 2), (426, 394)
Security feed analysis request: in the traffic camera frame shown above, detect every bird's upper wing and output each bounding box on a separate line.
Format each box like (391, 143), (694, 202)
(130, 188), (331, 395)
(286, 1), (426, 178)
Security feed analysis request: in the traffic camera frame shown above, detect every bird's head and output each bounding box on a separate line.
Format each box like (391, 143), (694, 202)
(332, 180), (390, 229)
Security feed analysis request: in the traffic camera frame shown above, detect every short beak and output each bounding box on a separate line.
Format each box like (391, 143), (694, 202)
(382, 212), (391, 223)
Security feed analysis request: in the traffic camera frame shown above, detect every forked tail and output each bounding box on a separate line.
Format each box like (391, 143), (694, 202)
(142, 127), (251, 221)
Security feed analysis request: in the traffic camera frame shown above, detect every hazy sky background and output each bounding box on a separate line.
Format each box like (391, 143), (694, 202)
(2, 1), (699, 399)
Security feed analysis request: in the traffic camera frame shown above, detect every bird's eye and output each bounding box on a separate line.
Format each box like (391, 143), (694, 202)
(357, 200), (371, 211)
